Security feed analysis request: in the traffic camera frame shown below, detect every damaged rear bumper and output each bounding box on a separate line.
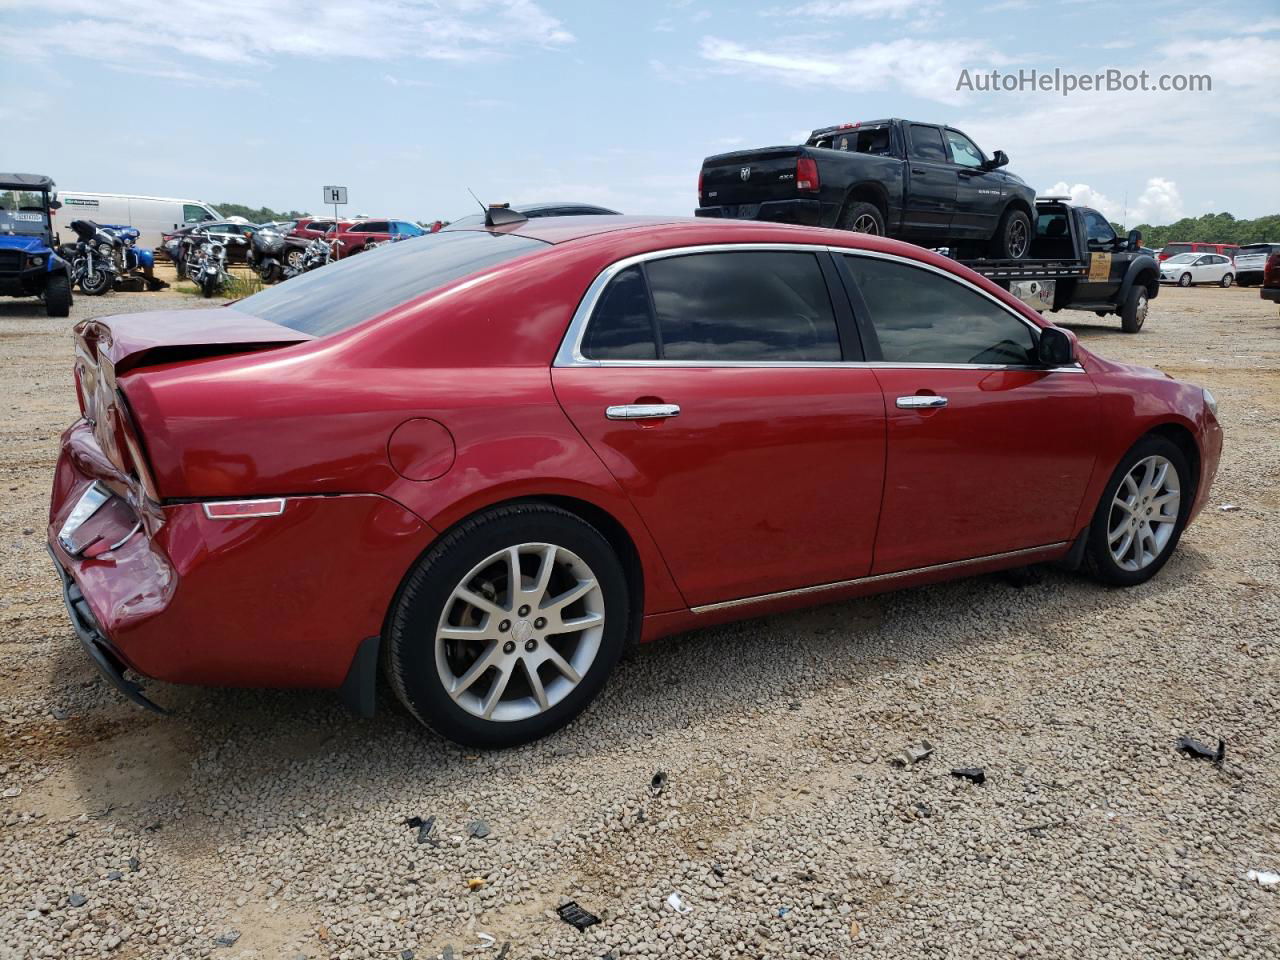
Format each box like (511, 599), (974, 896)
(47, 544), (166, 713)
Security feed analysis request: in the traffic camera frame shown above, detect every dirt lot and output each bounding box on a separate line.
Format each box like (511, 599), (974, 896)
(1, 285), (1277, 959)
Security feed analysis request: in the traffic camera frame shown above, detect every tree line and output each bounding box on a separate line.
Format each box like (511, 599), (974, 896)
(1110, 212), (1279, 247)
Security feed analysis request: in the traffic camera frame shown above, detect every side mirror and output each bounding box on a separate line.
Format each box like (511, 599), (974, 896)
(1127, 229), (1142, 251)
(1037, 326), (1075, 367)
(984, 149), (1009, 170)
(49, 200), (62, 210)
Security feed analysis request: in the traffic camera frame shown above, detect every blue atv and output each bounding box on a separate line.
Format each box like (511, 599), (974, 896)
(0, 173), (72, 317)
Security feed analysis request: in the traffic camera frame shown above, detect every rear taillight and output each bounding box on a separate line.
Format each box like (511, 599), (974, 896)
(697, 169), (704, 200)
(796, 156), (820, 192)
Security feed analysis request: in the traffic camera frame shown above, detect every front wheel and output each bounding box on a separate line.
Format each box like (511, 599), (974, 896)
(1220, 273), (1234, 288)
(199, 274), (217, 298)
(990, 208), (1032, 259)
(44, 272), (72, 317)
(1178, 273), (1192, 287)
(838, 201), (885, 236)
(384, 503), (630, 747)
(1084, 435), (1191, 587)
(79, 267), (113, 296)
(1120, 284), (1148, 333)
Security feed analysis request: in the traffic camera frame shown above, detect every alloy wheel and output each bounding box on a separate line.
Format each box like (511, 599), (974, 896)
(1008, 219), (1029, 258)
(1134, 292), (1148, 326)
(1107, 455), (1181, 572)
(434, 542), (605, 722)
(852, 214), (881, 234)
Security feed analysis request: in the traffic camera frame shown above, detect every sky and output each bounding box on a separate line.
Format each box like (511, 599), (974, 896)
(2, 0), (1278, 226)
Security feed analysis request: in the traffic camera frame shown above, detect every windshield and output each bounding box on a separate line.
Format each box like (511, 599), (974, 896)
(234, 229), (549, 337)
(1162, 243), (1192, 256)
(1164, 254), (1197, 263)
(0, 189), (51, 237)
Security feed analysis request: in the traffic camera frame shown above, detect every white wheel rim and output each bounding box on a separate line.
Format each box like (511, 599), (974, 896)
(1108, 455), (1180, 572)
(435, 543), (604, 722)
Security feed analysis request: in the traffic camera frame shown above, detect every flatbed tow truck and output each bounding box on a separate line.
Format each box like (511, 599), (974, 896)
(953, 197), (1160, 333)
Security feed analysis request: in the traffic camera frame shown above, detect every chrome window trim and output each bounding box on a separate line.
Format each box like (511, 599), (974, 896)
(690, 541), (1069, 614)
(553, 242), (1085, 373)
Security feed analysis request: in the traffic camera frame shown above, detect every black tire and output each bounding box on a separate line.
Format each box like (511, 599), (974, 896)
(79, 267), (113, 296)
(1083, 434), (1191, 587)
(1178, 273), (1192, 287)
(838, 201), (884, 236)
(44, 272), (72, 317)
(1220, 273), (1234, 288)
(200, 276), (216, 298)
(384, 503), (630, 748)
(990, 207), (1032, 259)
(1120, 284), (1148, 333)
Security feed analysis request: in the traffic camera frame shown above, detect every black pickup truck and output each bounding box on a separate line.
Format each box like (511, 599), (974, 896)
(965, 198), (1160, 333)
(696, 118), (1038, 259)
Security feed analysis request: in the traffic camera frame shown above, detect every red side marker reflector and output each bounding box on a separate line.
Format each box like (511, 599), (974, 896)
(202, 499), (286, 520)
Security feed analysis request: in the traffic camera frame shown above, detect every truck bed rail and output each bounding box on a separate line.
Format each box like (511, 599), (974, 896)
(955, 258), (1088, 280)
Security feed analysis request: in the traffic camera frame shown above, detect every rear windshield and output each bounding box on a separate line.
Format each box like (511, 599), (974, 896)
(235, 230), (548, 337)
(1239, 243), (1280, 253)
(1162, 243), (1192, 256)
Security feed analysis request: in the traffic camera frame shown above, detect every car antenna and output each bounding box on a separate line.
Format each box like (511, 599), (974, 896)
(465, 188), (527, 227)
(466, 187), (487, 213)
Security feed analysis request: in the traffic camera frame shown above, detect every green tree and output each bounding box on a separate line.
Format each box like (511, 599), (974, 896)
(213, 202), (310, 223)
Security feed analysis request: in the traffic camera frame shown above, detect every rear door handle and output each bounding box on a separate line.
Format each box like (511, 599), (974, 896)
(896, 395), (948, 409)
(606, 403), (681, 420)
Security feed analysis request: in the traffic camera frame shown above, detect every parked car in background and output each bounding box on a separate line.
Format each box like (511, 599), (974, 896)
(47, 214), (1220, 747)
(1233, 243), (1280, 286)
(331, 219), (428, 258)
(1261, 250), (1280, 311)
(1158, 242), (1239, 262)
(1159, 252), (1235, 287)
(444, 202), (621, 230)
(697, 118), (1037, 259)
(291, 218), (345, 242)
(57, 191), (220, 250)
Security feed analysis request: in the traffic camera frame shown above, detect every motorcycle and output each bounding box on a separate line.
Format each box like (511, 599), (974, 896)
(247, 226), (288, 283)
(63, 219), (121, 295)
(187, 234), (234, 298)
(283, 235), (332, 278)
(101, 224), (167, 291)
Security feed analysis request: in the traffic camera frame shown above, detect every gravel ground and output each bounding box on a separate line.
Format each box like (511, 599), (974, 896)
(0, 285), (1277, 959)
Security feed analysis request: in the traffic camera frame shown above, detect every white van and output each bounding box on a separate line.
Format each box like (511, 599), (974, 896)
(54, 192), (222, 250)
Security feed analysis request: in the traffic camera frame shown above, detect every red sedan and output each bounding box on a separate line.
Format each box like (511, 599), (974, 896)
(48, 215), (1222, 746)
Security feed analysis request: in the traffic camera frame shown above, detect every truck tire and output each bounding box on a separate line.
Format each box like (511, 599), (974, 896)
(990, 208), (1031, 259)
(1120, 284), (1148, 333)
(838, 201), (884, 236)
(44, 272), (72, 318)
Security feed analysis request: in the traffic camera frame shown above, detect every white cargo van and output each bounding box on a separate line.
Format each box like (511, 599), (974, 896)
(54, 192), (222, 250)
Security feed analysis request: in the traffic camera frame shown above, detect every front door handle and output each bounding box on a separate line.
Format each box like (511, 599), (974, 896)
(606, 403), (681, 421)
(896, 395), (948, 409)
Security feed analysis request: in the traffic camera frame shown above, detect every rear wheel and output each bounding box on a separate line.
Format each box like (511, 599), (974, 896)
(44, 272), (72, 317)
(1084, 435), (1190, 587)
(1120, 284), (1148, 333)
(838, 201), (884, 236)
(1220, 273), (1234, 288)
(384, 503), (630, 747)
(990, 208), (1031, 259)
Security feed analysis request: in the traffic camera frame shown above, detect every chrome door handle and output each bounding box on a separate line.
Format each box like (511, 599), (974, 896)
(896, 395), (948, 409)
(605, 403), (681, 420)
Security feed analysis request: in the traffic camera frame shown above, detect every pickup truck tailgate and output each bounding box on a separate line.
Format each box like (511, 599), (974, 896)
(701, 146), (801, 206)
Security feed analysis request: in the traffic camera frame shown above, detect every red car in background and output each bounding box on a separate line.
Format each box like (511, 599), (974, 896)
(1158, 241), (1239, 262)
(290, 217), (345, 242)
(48, 215), (1221, 747)
(330, 218), (428, 258)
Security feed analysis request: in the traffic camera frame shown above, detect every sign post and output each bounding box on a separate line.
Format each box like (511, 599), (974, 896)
(322, 186), (347, 258)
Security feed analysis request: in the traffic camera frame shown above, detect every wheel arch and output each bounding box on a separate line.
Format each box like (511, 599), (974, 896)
(1145, 420), (1201, 508)
(842, 182), (890, 224)
(1002, 196), (1034, 222)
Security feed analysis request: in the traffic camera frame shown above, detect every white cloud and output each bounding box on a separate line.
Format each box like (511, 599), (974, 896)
(698, 35), (1007, 105)
(1045, 178), (1184, 226)
(764, 0), (936, 18)
(0, 0), (574, 83)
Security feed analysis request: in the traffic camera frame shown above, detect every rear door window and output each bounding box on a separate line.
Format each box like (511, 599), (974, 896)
(583, 251), (842, 362)
(907, 125), (947, 162)
(843, 255), (1037, 366)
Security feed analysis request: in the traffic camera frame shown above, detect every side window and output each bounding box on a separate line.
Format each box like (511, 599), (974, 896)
(581, 266), (658, 360)
(183, 203), (207, 223)
(359, 221), (389, 233)
(1083, 209), (1116, 245)
(944, 130), (984, 168)
(397, 221), (425, 236)
(907, 124), (947, 162)
(843, 255), (1037, 366)
(647, 251), (841, 361)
